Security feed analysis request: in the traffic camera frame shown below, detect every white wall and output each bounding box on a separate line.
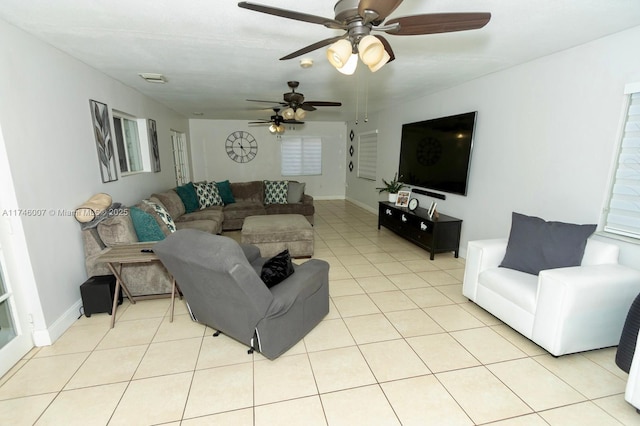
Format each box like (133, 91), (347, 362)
(0, 19), (189, 343)
(189, 120), (347, 198)
(346, 25), (640, 264)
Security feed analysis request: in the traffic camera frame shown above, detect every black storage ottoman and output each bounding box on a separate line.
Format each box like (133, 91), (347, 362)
(80, 275), (122, 317)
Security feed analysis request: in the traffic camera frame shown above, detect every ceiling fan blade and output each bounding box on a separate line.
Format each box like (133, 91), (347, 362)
(358, 0), (403, 21)
(238, 2), (344, 29)
(299, 104), (317, 112)
(280, 35), (346, 60)
(249, 121), (270, 125)
(247, 99), (287, 105)
(283, 120), (305, 124)
(373, 35), (395, 63)
(305, 101), (342, 107)
(383, 12), (491, 36)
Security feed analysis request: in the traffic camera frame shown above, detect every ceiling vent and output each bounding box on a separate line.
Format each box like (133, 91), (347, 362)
(138, 73), (167, 83)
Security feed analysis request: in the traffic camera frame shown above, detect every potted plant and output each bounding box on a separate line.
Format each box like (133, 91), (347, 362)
(376, 173), (406, 203)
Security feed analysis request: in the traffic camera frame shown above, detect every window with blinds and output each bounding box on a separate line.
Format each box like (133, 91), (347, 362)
(281, 137), (322, 176)
(358, 130), (378, 181)
(604, 88), (640, 238)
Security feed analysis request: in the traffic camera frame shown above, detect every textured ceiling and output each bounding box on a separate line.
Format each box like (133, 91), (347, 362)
(1, 0), (639, 123)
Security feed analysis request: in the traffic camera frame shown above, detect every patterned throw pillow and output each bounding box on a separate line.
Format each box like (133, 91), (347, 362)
(264, 180), (289, 204)
(194, 182), (223, 208)
(142, 199), (176, 233)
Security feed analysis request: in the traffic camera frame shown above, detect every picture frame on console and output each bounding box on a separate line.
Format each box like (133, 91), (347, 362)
(428, 201), (437, 219)
(395, 190), (411, 208)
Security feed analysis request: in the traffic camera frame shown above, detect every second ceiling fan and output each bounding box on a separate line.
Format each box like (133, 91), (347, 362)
(247, 81), (342, 121)
(238, 0), (491, 74)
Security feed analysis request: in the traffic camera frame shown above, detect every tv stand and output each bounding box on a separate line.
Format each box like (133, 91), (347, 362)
(378, 202), (462, 260)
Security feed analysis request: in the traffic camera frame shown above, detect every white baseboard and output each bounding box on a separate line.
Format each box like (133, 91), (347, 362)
(32, 298), (82, 346)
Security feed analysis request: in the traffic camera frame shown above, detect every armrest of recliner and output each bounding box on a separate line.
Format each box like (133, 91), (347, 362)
(239, 243), (261, 263)
(626, 331), (640, 411)
(462, 239), (508, 301)
(266, 259), (329, 317)
(533, 264), (640, 355)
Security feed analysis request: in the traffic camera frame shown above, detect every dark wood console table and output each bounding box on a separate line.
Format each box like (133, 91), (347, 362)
(378, 201), (462, 260)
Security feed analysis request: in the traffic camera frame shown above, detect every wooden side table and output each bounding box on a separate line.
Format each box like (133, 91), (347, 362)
(95, 242), (179, 328)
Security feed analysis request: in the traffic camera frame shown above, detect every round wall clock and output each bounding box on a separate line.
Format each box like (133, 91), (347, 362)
(408, 198), (419, 211)
(225, 131), (258, 163)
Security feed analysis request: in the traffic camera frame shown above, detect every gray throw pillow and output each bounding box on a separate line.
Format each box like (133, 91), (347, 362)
(499, 212), (596, 275)
(287, 182), (306, 204)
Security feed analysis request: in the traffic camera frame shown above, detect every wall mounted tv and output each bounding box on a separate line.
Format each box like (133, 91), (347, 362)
(397, 111), (477, 196)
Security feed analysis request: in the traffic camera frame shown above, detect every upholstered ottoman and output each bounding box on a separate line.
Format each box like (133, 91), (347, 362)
(241, 214), (313, 258)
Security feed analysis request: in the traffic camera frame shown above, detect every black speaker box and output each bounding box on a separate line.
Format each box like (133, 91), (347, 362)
(80, 275), (122, 317)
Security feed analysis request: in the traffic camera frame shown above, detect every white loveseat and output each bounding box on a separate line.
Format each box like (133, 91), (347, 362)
(463, 238), (640, 356)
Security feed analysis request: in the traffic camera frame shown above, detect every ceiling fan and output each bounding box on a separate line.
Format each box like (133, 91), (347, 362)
(238, 0), (491, 74)
(247, 81), (342, 121)
(249, 107), (304, 134)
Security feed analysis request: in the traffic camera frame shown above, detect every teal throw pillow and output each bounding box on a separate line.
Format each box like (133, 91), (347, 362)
(216, 180), (236, 205)
(264, 180), (289, 204)
(175, 182), (199, 213)
(129, 206), (165, 242)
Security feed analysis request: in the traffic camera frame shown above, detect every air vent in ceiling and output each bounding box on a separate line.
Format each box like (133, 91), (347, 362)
(138, 73), (167, 83)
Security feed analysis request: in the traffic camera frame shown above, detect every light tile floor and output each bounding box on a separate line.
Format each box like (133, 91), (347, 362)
(0, 200), (638, 425)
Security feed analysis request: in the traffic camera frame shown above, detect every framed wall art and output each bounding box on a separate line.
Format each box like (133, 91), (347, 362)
(89, 99), (118, 183)
(148, 118), (161, 172)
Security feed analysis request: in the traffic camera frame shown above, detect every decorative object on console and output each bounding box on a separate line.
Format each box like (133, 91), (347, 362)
(89, 99), (118, 183)
(148, 118), (161, 172)
(427, 201), (437, 219)
(395, 190), (410, 207)
(408, 198), (419, 211)
(225, 130), (258, 162)
(376, 172), (406, 203)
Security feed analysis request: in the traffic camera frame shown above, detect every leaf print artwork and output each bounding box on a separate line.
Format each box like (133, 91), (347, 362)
(90, 100), (118, 183)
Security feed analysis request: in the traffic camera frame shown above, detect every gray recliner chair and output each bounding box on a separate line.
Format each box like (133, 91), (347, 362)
(154, 228), (330, 360)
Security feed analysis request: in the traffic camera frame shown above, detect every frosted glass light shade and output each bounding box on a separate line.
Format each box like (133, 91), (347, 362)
(368, 50), (391, 72)
(269, 123), (277, 134)
(295, 109), (306, 120)
(276, 124), (285, 134)
(337, 53), (358, 75)
(282, 108), (295, 120)
(358, 35), (384, 66)
(327, 39), (352, 69)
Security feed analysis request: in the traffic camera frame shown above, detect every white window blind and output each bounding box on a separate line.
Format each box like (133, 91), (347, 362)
(281, 137), (322, 176)
(604, 91), (640, 238)
(358, 130), (377, 181)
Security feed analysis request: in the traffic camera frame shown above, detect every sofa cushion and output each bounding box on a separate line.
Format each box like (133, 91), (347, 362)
(231, 181), (264, 203)
(260, 249), (295, 288)
(264, 180), (289, 204)
(194, 181), (223, 208)
(479, 267), (539, 314)
(500, 212), (596, 275)
(223, 201), (266, 221)
(142, 199), (177, 233)
(175, 219), (219, 234)
(97, 213), (137, 246)
(287, 182), (305, 203)
(129, 206), (165, 242)
(175, 182), (199, 213)
(179, 207), (224, 224)
(216, 180), (236, 205)
(151, 191), (185, 219)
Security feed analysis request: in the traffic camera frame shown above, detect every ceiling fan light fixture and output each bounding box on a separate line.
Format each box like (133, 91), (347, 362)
(368, 50), (391, 72)
(277, 124), (286, 134)
(295, 108), (306, 121)
(327, 39), (352, 69)
(358, 35), (384, 66)
(282, 108), (295, 120)
(269, 123), (278, 134)
(336, 53), (358, 75)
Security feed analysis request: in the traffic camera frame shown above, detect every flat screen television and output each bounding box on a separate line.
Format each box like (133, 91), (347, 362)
(397, 111), (477, 196)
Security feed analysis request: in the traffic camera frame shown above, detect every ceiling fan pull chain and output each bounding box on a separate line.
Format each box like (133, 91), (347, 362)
(364, 73), (369, 123)
(355, 72), (359, 125)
